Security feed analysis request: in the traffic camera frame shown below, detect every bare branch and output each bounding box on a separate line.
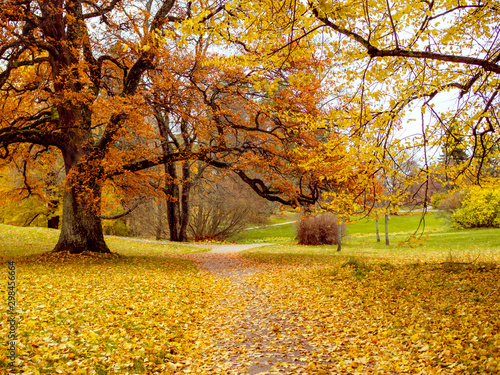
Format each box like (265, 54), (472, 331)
(81, 0), (121, 19)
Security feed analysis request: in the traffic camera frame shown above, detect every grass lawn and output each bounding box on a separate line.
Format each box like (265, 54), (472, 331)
(235, 212), (500, 373)
(236, 212), (500, 264)
(0, 224), (206, 258)
(236, 254), (500, 373)
(230, 211), (298, 243)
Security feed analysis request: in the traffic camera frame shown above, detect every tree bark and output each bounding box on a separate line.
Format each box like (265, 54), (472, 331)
(155, 201), (165, 240)
(336, 220), (342, 251)
(52, 141), (110, 254)
(47, 200), (60, 229)
(164, 161), (191, 242)
(53, 184), (110, 254)
(165, 161), (181, 241)
(375, 216), (380, 242)
(47, 216), (60, 229)
(385, 214), (390, 246)
(179, 161), (191, 241)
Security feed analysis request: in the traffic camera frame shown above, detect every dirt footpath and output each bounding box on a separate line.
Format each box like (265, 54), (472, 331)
(175, 247), (335, 374)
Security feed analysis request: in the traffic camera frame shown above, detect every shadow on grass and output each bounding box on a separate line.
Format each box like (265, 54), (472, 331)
(13, 250), (196, 272)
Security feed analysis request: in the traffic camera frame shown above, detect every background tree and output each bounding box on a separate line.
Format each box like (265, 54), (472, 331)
(138, 36), (353, 241)
(452, 185), (500, 228)
(187, 168), (272, 241)
(0, 145), (63, 227)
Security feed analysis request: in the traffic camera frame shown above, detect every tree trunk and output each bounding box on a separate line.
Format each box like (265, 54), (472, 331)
(179, 161), (191, 241)
(375, 216), (380, 242)
(385, 214), (390, 246)
(53, 184), (110, 254)
(52, 142), (110, 254)
(47, 216), (60, 229)
(155, 201), (165, 240)
(336, 220), (342, 251)
(154, 107), (194, 242)
(164, 161), (192, 242)
(47, 199), (60, 229)
(165, 161), (181, 241)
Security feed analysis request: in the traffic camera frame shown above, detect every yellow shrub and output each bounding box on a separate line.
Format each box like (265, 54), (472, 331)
(451, 186), (500, 228)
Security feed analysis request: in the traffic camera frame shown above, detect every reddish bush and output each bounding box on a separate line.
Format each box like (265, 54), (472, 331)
(297, 214), (345, 245)
(437, 191), (463, 211)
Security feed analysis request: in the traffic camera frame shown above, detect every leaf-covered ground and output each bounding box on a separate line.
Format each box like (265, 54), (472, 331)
(176, 252), (500, 374)
(0, 252), (220, 374)
(1, 239), (499, 374)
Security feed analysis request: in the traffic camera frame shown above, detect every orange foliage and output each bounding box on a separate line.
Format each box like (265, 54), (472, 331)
(0, 0), (385, 251)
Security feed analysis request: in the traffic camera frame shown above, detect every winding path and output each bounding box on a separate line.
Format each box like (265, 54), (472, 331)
(172, 244), (338, 374)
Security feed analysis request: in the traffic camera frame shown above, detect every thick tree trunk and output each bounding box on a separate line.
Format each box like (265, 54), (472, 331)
(52, 143), (110, 254)
(53, 184), (110, 254)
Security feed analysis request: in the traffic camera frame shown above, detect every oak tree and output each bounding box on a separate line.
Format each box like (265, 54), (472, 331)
(0, 0), (229, 253)
(1, 0), (342, 252)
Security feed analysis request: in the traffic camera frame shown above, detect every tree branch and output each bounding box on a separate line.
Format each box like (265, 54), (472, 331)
(150, 0), (177, 31)
(101, 199), (144, 220)
(0, 112), (63, 148)
(0, 57), (50, 89)
(368, 49), (500, 74)
(310, 4), (500, 74)
(81, 0), (121, 19)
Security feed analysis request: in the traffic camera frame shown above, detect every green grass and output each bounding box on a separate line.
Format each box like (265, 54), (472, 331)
(0, 224), (205, 258)
(0, 225), (59, 257)
(347, 212), (500, 258)
(233, 211), (446, 244)
(238, 212), (500, 265)
(230, 212), (297, 243)
(231, 223), (297, 243)
(267, 211), (298, 225)
(348, 211), (451, 235)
